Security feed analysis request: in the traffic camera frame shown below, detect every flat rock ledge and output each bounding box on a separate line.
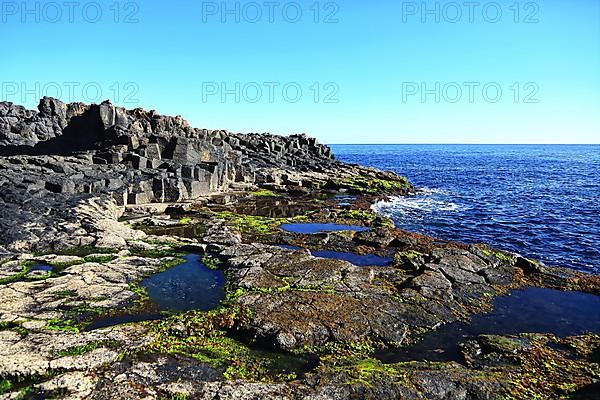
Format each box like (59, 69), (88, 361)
(0, 99), (598, 399)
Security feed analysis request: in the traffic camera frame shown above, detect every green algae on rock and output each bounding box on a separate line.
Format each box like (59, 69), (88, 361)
(334, 175), (413, 195)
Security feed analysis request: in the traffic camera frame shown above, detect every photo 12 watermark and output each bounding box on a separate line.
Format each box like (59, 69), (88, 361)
(402, 82), (540, 103)
(1, 82), (140, 105)
(0, 2), (140, 23)
(202, 82), (340, 104)
(201, 2), (339, 23)
(401, 2), (539, 23)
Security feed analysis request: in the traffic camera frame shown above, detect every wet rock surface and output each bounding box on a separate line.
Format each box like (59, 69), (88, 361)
(0, 99), (598, 399)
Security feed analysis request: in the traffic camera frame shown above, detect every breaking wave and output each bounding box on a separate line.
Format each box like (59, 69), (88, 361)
(372, 188), (463, 217)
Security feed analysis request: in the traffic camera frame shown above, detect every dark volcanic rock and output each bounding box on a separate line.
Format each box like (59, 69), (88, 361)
(0, 97), (391, 253)
(219, 242), (515, 351)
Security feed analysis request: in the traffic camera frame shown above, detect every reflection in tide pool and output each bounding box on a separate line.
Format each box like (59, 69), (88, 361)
(141, 253), (225, 312)
(376, 287), (600, 363)
(311, 250), (392, 267)
(280, 223), (369, 234)
(85, 254), (226, 331)
(279, 245), (392, 267)
(29, 264), (53, 272)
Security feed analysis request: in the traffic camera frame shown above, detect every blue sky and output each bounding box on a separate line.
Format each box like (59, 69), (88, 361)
(1, 0), (599, 143)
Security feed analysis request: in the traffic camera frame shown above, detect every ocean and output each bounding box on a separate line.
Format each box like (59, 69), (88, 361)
(331, 144), (600, 275)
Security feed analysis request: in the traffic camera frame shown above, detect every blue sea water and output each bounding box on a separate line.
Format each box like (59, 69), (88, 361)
(331, 145), (600, 275)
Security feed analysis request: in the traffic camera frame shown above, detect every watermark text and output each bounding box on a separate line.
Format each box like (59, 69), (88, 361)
(401, 2), (539, 23)
(1, 2), (140, 23)
(402, 82), (540, 103)
(201, 2), (339, 23)
(1, 81), (140, 104)
(202, 81), (340, 103)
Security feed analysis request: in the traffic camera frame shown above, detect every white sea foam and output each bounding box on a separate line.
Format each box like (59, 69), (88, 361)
(416, 187), (452, 196)
(371, 187), (462, 216)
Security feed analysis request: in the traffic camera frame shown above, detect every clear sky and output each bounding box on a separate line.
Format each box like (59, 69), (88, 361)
(1, 0), (599, 143)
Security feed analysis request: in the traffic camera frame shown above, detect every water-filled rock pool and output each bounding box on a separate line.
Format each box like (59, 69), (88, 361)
(140, 253), (225, 312)
(279, 245), (392, 267)
(280, 223), (369, 234)
(376, 287), (600, 363)
(85, 254), (225, 330)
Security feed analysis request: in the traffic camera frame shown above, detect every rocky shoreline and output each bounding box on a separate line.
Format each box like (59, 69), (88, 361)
(0, 98), (598, 399)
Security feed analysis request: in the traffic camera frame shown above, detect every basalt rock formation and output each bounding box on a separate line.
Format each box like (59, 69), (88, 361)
(0, 97), (401, 254)
(0, 96), (335, 201)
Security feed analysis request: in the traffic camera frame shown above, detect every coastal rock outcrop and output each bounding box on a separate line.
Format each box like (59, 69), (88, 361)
(1, 98), (597, 400)
(0, 98), (401, 254)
